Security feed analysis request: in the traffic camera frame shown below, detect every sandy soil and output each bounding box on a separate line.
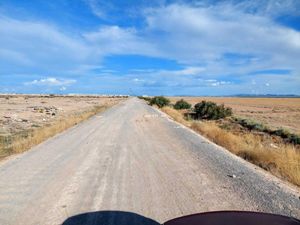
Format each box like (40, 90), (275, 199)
(0, 98), (299, 225)
(170, 97), (300, 134)
(0, 95), (125, 136)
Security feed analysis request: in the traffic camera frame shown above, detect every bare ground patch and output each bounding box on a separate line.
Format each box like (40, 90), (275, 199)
(0, 95), (126, 159)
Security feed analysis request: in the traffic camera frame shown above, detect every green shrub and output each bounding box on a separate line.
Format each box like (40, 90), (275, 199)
(138, 96), (152, 102)
(174, 99), (191, 110)
(234, 118), (266, 132)
(289, 134), (300, 145)
(234, 118), (300, 145)
(273, 128), (290, 138)
(272, 129), (300, 145)
(150, 96), (170, 108)
(194, 101), (232, 120)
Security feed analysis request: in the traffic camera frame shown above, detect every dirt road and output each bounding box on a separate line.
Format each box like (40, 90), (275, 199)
(0, 98), (299, 225)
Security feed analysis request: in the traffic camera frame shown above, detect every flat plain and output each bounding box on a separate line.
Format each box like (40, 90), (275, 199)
(0, 95), (125, 158)
(170, 97), (300, 134)
(0, 95), (123, 135)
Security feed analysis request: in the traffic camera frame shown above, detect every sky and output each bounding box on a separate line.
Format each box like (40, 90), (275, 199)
(0, 0), (300, 96)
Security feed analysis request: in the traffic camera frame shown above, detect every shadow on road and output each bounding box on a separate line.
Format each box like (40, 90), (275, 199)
(61, 209), (300, 225)
(62, 210), (161, 225)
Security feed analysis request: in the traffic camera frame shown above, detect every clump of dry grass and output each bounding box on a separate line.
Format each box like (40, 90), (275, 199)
(161, 107), (191, 126)
(0, 105), (107, 159)
(162, 106), (300, 186)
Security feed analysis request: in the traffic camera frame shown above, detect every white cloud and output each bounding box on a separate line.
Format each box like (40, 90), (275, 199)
(205, 79), (217, 82)
(173, 67), (205, 75)
(82, 2), (300, 80)
(85, 0), (166, 20)
(232, 0), (300, 18)
(143, 67), (206, 77)
(204, 79), (231, 87)
(25, 77), (76, 86)
(86, 0), (300, 20)
(132, 78), (145, 82)
(83, 26), (158, 56)
(1, 1), (300, 94)
(144, 3), (300, 72)
(86, 0), (110, 19)
(0, 16), (93, 75)
(124, 67), (233, 90)
(3, 2), (300, 80)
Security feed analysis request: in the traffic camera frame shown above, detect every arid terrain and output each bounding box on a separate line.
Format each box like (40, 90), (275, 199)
(161, 97), (300, 187)
(170, 97), (300, 134)
(0, 95), (125, 135)
(0, 98), (299, 225)
(0, 95), (125, 158)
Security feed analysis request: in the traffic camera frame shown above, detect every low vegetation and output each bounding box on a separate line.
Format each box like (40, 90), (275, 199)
(190, 121), (300, 186)
(233, 117), (267, 132)
(149, 96), (170, 108)
(138, 96), (152, 102)
(194, 101), (232, 120)
(0, 105), (109, 159)
(234, 117), (300, 145)
(170, 97), (300, 135)
(173, 99), (192, 110)
(154, 97), (300, 187)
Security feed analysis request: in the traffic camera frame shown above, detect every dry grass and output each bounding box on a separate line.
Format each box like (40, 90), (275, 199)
(162, 106), (300, 186)
(170, 97), (300, 134)
(0, 105), (108, 159)
(161, 107), (191, 126)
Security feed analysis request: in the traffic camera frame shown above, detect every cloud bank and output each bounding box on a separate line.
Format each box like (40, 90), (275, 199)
(1, 0), (300, 94)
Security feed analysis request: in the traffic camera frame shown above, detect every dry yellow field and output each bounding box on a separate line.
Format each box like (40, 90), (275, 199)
(161, 106), (300, 186)
(170, 97), (300, 134)
(0, 95), (125, 158)
(0, 95), (124, 135)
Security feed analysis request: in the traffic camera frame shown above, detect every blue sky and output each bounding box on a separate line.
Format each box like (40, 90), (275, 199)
(1, 0), (300, 96)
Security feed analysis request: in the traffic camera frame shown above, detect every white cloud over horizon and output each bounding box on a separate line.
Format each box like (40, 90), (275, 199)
(25, 77), (76, 86)
(1, 0), (300, 95)
(2, 3), (300, 76)
(145, 3), (300, 73)
(81, 2), (300, 77)
(0, 15), (93, 75)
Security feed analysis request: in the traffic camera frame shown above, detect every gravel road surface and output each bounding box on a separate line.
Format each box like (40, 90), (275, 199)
(0, 97), (299, 225)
